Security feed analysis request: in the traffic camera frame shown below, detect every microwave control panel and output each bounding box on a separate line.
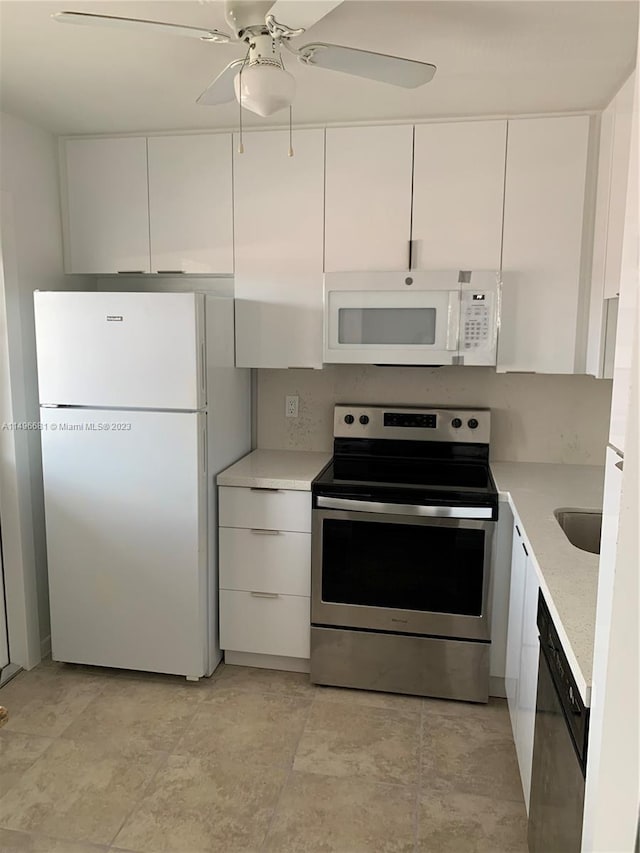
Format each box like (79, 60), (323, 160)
(462, 293), (492, 350)
(458, 285), (499, 366)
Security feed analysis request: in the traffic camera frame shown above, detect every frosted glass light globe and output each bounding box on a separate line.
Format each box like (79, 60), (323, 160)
(234, 64), (296, 117)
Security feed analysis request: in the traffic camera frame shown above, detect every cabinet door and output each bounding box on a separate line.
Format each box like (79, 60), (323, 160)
(498, 115), (590, 373)
(233, 129), (324, 368)
(490, 497), (514, 692)
(63, 137), (150, 274)
(324, 125), (413, 271)
(148, 134), (233, 274)
(505, 519), (527, 739)
(412, 121), (506, 269)
(219, 590), (310, 658)
(586, 100), (616, 377)
(604, 72), (636, 300)
(516, 555), (540, 813)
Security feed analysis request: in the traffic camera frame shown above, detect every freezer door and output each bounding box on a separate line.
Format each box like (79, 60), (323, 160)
(40, 408), (208, 677)
(34, 291), (205, 409)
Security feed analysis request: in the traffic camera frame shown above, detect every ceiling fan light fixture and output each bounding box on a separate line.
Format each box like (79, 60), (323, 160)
(233, 64), (296, 117)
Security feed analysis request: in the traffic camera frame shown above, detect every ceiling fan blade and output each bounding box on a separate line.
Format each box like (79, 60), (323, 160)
(197, 59), (245, 105)
(298, 43), (436, 88)
(266, 0), (342, 32)
(52, 11), (231, 43)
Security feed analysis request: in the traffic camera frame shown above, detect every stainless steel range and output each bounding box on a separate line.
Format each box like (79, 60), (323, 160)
(310, 405), (499, 703)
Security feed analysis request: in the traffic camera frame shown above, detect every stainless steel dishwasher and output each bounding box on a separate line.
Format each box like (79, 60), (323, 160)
(528, 592), (589, 853)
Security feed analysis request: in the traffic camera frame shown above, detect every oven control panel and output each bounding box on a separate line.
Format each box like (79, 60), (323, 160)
(334, 405), (491, 443)
(384, 412), (437, 429)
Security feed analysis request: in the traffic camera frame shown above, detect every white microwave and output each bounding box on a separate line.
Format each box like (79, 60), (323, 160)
(324, 270), (501, 366)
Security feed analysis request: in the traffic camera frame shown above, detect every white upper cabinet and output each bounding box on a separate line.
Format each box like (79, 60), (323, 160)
(604, 72), (636, 299)
(63, 137), (150, 274)
(498, 115), (590, 373)
(147, 134), (233, 274)
(324, 125), (414, 271)
(63, 134), (233, 275)
(233, 129), (325, 368)
(411, 120), (507, 270)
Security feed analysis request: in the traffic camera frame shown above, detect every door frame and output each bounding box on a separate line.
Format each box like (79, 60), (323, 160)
(0, 190), (42, 674)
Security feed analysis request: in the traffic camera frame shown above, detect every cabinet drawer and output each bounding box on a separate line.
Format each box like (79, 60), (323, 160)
(218, 486), (311, 532)
(219, 590), (310, 658)
(219, 528), (311, 596)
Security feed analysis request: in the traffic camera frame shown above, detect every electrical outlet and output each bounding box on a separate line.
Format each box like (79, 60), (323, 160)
(285, 395), (299, 418)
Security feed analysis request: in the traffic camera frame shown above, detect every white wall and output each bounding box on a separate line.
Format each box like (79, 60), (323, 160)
(0, 111), (88, 659)
(258, 366), (612, 464)
(588, 322), (639, 852)
(583, 28), (640, 848)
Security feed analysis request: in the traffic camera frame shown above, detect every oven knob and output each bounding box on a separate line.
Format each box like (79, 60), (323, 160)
(344, 414), (355, 425)
(359, 415), (370, 425)
(468, 418), (479, 429)
(451, 418), (462, 429)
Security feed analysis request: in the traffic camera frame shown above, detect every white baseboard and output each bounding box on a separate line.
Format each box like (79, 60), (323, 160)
(40, 634), (51, 661)
(489, 675), (507, 698)
(224, 650), (310, 673)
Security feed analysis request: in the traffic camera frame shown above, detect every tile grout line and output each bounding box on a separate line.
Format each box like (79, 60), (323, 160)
(0, 826), (111, 851)
(258, 687), (318, 853)
(0, 667), (115, 816)
(103, 684), (210, 849)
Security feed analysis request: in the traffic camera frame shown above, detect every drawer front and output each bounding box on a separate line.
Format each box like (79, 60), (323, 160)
(218, 486), (311, 532)
(219, 528), (311, 596)
(219, 590), (310, 658)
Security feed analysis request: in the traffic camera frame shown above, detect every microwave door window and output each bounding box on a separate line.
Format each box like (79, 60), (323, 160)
(338, 308), (437, 346)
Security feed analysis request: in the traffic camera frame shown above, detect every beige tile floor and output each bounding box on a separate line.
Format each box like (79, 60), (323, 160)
(0, 661), (528, 853)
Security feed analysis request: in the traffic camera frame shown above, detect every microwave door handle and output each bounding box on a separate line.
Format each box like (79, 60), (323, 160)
(446, 292), (460, 351)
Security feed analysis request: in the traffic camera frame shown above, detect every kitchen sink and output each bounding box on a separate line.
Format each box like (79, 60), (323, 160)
(554, 509), (602, 555)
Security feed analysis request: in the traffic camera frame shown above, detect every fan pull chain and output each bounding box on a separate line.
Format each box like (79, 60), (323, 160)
(288, 105), (294, 157)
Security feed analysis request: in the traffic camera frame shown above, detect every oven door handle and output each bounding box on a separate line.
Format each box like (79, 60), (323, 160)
(315, 496), (493, 519)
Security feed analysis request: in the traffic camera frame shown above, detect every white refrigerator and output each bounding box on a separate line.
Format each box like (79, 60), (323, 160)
(34, 291), (250, 679)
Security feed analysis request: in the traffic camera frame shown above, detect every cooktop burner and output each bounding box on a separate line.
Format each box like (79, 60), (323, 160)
(312, 405), (498, 516)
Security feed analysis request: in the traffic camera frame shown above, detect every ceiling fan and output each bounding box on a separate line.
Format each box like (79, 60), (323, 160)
(53, 1), (437, 118)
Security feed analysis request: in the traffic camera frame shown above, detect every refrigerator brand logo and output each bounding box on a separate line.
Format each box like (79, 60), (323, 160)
(106, 315), (124, 322)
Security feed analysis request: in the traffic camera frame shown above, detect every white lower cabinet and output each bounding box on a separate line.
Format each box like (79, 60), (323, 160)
(219, 528), (311, 597)
(218, 485), (311, 533)
(515, 556), (540, 810)
(218, 486), (311, 667)
(219, 591), (310, 659)
(505, 516), (540, 812)
(505, 521), (527, 719)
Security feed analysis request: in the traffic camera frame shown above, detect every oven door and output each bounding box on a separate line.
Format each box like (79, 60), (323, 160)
(324, 289), (460, 365)
(312, 505), (494, 641)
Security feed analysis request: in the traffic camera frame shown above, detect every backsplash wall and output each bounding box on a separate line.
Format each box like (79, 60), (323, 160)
(257, 367), (612, 464)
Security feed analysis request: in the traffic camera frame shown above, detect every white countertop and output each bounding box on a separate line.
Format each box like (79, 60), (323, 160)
(491, 461), (605, 704)
(217, 449), (332, 491)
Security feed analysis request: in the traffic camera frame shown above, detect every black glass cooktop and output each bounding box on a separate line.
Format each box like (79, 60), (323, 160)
(312, 438), (498, 514)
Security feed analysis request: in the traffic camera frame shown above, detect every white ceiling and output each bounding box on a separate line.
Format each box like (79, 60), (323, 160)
(0, 0), (637, 135)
